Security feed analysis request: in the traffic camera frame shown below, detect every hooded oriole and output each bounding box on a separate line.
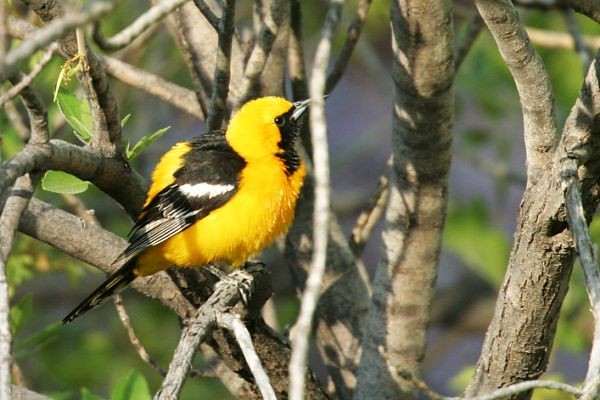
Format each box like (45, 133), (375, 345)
(63, 96), (309, 323)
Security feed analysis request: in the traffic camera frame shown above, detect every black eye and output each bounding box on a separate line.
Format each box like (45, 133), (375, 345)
(274, 116), (285, 127)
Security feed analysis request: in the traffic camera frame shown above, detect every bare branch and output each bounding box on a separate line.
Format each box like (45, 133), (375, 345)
(0, 174), (37, 400)
(93, 0), (188, 51)
(0, 43), (59, 107)
(236, 0), (287, 107)
(564, 0), (600, 24)
(191, 0), (220, 31)
(558, 51), (600, 399)
(350, 158), (390, 256)
(48, 140), (147, 217)
(155, 266), (268, 399)
(16, 198), (195, 319)
(99, 55), (204, 120)
(475, 0), (557, 184)
(526, 27), (600, 50)
(0, 0), (114, 76)
(455, 14), (484, 72)
(356, 0), (454, 397)
(465, 51), (600, 400)
(114, 295), (166, 376)
(325, 0), (372, 94)
(206, 0), (235, 130)
(216, 313), (276, 400)
(289, 3), (341, 399)
(563, 8), (592, 71)
(10, 385), (53, 400)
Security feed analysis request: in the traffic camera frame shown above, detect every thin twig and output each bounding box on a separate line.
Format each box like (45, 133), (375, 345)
(114, 295), (166, 376)
(1, 0), (114, 76)
(1, 97), (29, 142)
(0, 174), (37, 400)
(93, 0), (188, 51)
(455, 13), (484, 72)
(288, 2), (342, 400)
(350, 157), (390, 256)
(563, 8), (592, 72)
(0, 43), (58, 107)
(191, 0), (220, 31)
(399, 368), (582, 400)
(206, 0), (235, 131)
(216, 313), (276, 400)
(325, 0), (372, 94)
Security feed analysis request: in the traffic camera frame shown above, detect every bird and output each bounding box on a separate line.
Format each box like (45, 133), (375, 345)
(63, 96), (310, 324)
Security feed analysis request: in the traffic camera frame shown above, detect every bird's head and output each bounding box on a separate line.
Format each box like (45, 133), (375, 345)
(225, 96), (309, 163)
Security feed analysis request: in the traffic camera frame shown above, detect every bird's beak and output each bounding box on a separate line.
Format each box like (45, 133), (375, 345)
(291, 99), (311, 122)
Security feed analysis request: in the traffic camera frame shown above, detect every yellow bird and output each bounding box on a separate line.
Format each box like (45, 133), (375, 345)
(63, 97), (309, 323)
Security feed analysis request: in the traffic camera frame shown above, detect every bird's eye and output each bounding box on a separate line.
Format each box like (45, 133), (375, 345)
(274, 116), (285, 127)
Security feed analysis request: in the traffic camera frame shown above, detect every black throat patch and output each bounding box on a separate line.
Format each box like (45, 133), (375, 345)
(275, 107), (304, 176)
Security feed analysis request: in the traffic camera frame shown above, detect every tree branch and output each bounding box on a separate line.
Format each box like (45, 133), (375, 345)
(465, 50), (600, 400)
(92, 0), (188, 51)
(0, 0), (114, 76)
(99, 55), (204, 120)
(288, 1), (340, 398)
(356, 0), (454, 398)
(155, 266), (270, 399)
(325, 0), (372, 94)
(216, 312), (276, 400)
(205, 0), (235, 130)
(235, 0), (286, 107)
(475, 0), (557, 184)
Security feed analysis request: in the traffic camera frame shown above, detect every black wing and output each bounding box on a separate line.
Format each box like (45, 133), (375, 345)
(115, 131), (246, 263)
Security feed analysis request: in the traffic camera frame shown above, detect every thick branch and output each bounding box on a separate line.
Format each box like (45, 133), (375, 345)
(475, 0), (557, 184)
(465, 50), (600, 400)
(356, 1), (454, 398)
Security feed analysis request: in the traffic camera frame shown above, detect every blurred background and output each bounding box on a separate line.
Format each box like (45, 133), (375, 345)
(2, 0), (600, 398)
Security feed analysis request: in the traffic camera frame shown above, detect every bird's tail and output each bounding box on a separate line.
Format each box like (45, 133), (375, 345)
(62, 259), (138, 324)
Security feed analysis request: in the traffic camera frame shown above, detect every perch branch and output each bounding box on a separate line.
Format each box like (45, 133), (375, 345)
(289, 2), (341, 399)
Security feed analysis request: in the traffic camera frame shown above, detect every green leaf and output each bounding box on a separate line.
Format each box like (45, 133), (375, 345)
(55, 86), (93, 143)
(121, 113), (132, 128)
(14, 321), (61, 359)
(10, 294), (33, 337)
(42, 170), (90, 194)
(81, 388), (104, 400)
(444, 199), (510, 287)
(126, 126), (170, 160)
(111, 370), (151, 400)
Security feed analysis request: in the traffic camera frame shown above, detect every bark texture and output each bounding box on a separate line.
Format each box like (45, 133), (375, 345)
(355, 1), (454, 398)
(466, 50), (600, 400)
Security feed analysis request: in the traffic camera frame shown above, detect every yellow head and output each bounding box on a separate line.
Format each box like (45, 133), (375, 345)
(225, 97), (309, 164)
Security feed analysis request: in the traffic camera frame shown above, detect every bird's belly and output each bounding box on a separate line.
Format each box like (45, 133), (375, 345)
(137, 162), (304, 275)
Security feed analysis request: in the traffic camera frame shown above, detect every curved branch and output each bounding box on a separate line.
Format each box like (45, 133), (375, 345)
(99, 55), (204, 120)
(92, 0), (188, 51)
(475, 0), (557, 184)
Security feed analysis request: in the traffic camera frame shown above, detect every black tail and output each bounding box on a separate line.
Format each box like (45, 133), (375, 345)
(62, 259), (138, 324)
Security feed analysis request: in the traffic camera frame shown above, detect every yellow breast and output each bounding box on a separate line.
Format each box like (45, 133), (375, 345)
(136, 156), (305, 275)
